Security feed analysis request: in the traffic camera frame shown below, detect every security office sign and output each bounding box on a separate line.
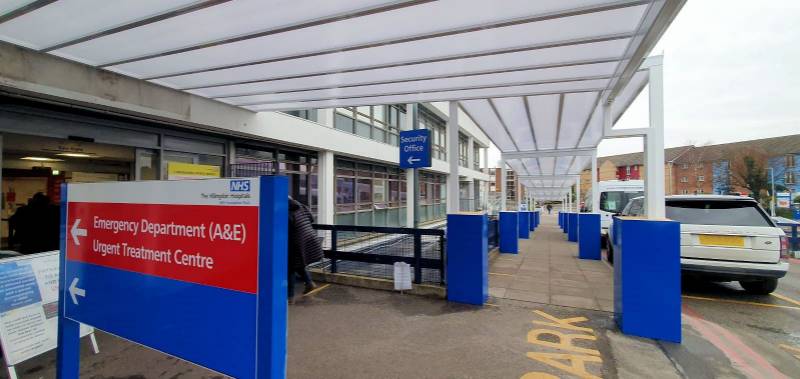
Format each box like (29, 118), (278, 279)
(57, 176), (288, 379)
(399, 129), (432, 169)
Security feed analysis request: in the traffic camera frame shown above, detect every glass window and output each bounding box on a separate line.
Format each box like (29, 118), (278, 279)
(334, 113), (355, 133)
(336, 177), (355, 210)
(373, 179), (386, 203)
(666, 200), (773, 227)
(356, 121), (371, 138)
(283, 109), (318, 122)
(599, 191), (644, 214)
(419, 107), (446, 160)
(786, 154), (796, 167)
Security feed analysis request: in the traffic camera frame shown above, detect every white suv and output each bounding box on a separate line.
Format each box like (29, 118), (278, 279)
(607, 195), (790, 294)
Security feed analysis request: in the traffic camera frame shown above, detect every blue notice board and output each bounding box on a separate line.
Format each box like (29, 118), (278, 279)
(57, 176), (288, 379)
(399, 129), (432, 169)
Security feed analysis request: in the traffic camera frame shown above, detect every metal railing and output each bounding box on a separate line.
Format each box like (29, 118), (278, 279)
(312, 224), (446, 285)
(229, 162), (275, 177)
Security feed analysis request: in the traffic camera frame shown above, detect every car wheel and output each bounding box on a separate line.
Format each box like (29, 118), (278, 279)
(739, 279), (778, 295)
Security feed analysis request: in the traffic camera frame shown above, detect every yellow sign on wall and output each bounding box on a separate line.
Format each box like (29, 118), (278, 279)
(167, 162), (221, 180)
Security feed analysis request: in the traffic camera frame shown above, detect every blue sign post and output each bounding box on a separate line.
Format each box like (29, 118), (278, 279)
(399, 129), (432, 169)
(57, 176), (288, 379)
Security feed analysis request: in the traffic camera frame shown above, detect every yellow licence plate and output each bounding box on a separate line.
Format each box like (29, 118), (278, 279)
(698, 234), (745, 248)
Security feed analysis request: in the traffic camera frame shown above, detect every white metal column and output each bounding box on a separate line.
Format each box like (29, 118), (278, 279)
(591, 151), (600, 213)
(567, 189), (573, 212)
(404, 103), (416, 227)
(645, 57), (666, 219)
(317, 150), (335, 224)
(499, 160), (507, 211)
(446, 101), (460, 213)
(576, 178), (581, 212)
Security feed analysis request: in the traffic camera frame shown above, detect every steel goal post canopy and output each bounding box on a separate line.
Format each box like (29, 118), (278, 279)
(56, 176), (288, 379)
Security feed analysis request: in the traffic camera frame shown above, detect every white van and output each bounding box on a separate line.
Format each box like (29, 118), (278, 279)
(584, 180), (644, 243)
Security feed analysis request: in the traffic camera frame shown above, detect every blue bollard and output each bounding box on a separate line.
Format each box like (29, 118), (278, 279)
(568, 213), (578, 242)
(499, 211), (519, 254)
(519, 211), (530, 239)
(562, 212), (569, 234)
(446, 213), (488, 305)
(578, 213), (601, 260)
(613, 216), (681, 343)
(529, 211), (536, 232)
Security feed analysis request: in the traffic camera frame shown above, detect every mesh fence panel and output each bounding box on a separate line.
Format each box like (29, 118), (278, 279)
(311, 226), (444, 285)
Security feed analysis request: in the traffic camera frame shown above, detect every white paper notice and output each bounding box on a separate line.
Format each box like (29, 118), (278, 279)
(393, 262), (412, 291)
(0, 252), (93, 366)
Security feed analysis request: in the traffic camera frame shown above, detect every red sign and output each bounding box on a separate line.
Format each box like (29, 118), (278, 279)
(66, 202), (259, 294)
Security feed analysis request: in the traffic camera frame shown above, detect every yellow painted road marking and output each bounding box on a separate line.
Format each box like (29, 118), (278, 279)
(522, 310), (602, 379)
(779, 344), (800, 360)
(302, 283), (331, 297)
(490, 272), (514, 276)
(771, 292), (800, 307)
(682, 295), (800, 311)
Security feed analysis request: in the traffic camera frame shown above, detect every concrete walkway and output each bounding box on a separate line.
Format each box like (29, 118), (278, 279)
(489, 212), (614, 312)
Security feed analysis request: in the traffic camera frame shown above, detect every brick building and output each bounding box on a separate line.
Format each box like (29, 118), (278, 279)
(580, 134), (800, 201)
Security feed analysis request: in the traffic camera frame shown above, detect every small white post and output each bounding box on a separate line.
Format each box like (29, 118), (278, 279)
(576, 177), (581, 213)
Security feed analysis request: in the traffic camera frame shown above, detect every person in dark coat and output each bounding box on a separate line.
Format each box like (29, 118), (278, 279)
(546, 204), (553, 214)
(288, 197), (322, 302)
(11, 193), (60, 254)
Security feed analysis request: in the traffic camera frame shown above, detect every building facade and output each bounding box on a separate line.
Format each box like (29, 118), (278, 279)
(579, 135), (800, 202)
(0, 42), (492, 248)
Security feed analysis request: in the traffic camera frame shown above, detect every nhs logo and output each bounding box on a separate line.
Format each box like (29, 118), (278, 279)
(229, 179), (251, 192)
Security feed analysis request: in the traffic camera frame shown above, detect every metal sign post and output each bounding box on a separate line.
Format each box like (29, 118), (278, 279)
(56, 176), (288, 379)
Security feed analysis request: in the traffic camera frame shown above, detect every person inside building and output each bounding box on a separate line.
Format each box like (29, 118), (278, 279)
(546, 204), (553, 214)
(287, 196), (322, 303)
(9, 192), (60, 254)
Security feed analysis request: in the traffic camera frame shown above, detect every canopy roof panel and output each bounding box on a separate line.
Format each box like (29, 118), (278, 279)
(0, 0), (684, 190)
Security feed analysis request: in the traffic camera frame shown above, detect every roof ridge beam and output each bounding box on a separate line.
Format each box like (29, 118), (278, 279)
(0, 0), (55, 25)
(41, 0), (233, 52)
(99, 0), (436, 68)
(211, 58), (621, 98)
(183, 34), (633, 91)
(250, 87), (606, 112)
(138, 1), (648, 80)
(231, 75), (615, 107)
(502, 147), (596, 160)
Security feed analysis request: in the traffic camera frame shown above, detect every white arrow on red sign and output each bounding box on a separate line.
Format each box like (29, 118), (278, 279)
(71, 219), (87, 245)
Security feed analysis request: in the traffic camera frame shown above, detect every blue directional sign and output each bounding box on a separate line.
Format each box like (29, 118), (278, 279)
(399, 129), (432, 169)
(57, 176), (288, 379)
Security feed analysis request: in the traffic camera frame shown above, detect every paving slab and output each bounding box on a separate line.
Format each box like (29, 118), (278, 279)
(488, 212), (614, 311)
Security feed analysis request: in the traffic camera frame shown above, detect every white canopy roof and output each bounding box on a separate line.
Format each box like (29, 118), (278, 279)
(0, 0), (683, 192)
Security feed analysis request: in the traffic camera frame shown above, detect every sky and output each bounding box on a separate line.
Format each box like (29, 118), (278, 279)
(488, 0), (800, 164)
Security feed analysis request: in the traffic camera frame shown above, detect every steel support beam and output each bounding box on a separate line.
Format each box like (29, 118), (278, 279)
(446, 101), (460, 213)
(644, 56), (666, 218)
(502, 147), (596, 160)
(591, 150), (600, 213)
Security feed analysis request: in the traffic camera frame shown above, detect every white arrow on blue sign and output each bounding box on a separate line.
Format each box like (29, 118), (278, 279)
(399, 129), (432, 169)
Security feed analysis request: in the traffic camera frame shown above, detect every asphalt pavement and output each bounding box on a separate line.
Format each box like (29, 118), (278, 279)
(666, 257), (800, 378)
